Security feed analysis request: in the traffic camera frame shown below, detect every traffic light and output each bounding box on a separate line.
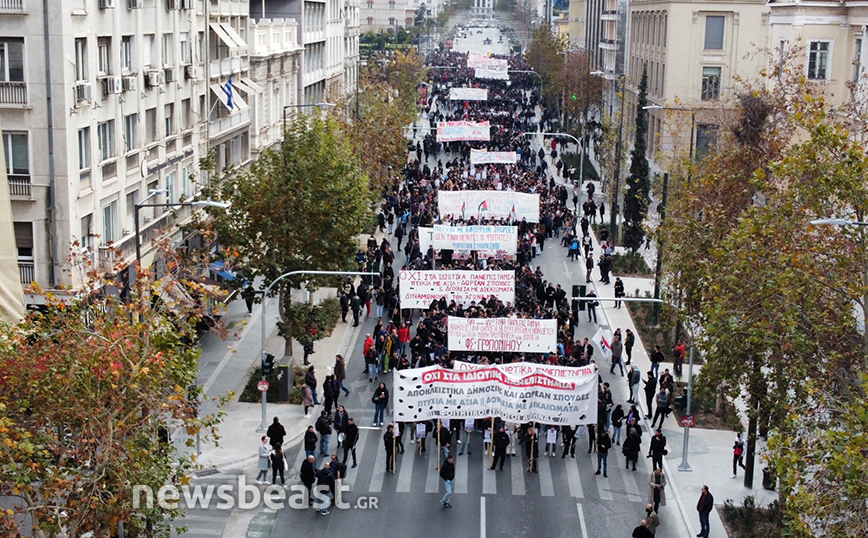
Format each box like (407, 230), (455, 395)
(571, 284), (587, 312)
(262, 353), (275, 375)
(571, 94), (578, 100)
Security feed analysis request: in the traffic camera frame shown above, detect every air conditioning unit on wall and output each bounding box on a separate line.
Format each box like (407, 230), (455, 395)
(75, 82), (92, 102)
(146, 70), (164, 88)
(122, 76), (137, 92)
(102, 76), (122, 95)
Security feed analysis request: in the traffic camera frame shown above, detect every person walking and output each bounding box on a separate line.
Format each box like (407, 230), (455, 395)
(304, 426), (318, 467)
(545, 425), (558, 457)
(342, 418), (360, 468)
(561, 425), (575, 458)
(315, 411), (332, 456)
(490, 426), (509, 471)
(372, 382), (389, 426)
(440, 454), (455, 508)
(732, 432), (746, 478)
(650, 345), (665, 379)
(525, 427), (540, 472)
(595, 429), (612, 477)
(586, 290), (598, 323)
(625, 329), (635, 365)
(242, 284), (256, 316)
(266, 417), (286, 450)
(628, 366), (642, 403)
(305, 366), (319, 406)
(645, 504), (661, 535)
(611, 405), (625, 445)
(302, 384), (313, 419)
(300, 455), (316, 503)
(610, 335), (624, 376)
(696, 485), (714, 537)
(632, 521), (654, 538)
(614, 277), (625, 308)
(384, 424), (396, 473)
(256, 436), (271, 484)
(322, 375), (337, 415)
(458, 419), (473, 456)
(648, 429), (667, 471)
(650, 387), (671, 429)
(334, 355), (351, 397)
(643, 372), (658, 419)
(622, 424), (642, 471)
(648, 468), (667, 513)
(333, 406), (349, 448)
(437, 421), (452, 465)
(270, 446), (286, 485)
(585, 251), (595, 283)
(350, 293), (361, 327)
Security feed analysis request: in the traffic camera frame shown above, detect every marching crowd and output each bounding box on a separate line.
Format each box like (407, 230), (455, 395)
(254, 49), (720, 537)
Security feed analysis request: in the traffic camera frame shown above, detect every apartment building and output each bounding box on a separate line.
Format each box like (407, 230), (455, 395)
(360, 0), (414, 32)
(252, 0), (358, 104)
(624, 0), (769, 165)
(2, 0), (213, 301)
(248, 18), (303, 154)
(768, 0), (868, 107)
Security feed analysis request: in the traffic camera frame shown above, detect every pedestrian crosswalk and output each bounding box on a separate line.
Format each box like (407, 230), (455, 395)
(280, 419), (654, 504)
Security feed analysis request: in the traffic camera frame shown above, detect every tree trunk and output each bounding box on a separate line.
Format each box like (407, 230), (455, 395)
(278, 287), (293, 359)
(743, 369), (760, 489)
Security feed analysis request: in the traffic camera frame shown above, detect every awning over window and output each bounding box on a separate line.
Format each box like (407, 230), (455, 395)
(209, 22), (248, 50)
(209, 22), (247, 50)
(232, 78), (264, 95)
(209, 259), (237, 281)
(210, 83), (249, 112)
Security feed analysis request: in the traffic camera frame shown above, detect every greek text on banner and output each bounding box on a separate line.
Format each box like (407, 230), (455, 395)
(449, 87), (489, 101)
(447, 316), (557, 353)
(398, 270), (514, 309)
(394, 364), (598, 424)
(418, 225), (517, 256)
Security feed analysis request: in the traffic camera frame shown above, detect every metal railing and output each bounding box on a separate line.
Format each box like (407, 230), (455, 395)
(7, 174), (31, 197)
(0, 0), (24, 12)
(0, 81), (27, 105)
(18, 261), (33, 285)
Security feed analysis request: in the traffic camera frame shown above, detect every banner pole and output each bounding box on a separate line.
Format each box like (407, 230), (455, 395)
(530, 429), (536, 473)
(488, 416), (495, 469)
(392, 369), (397, 474)
(437, 418), (442, 470)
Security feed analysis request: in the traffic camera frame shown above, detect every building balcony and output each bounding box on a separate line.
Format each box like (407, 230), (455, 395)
(0, 81), (27, 105)
(7, 174), (31, 199)
(209, 56), (249, 78)
(18, 260), (33, 285)
(0, 0), (24, 13)
(208, 108), (250, 138)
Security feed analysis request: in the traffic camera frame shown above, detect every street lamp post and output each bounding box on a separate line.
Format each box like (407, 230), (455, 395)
(134, 198), (231, 263)
(610, 75), (626, 245)
(282, 102), (336, 133)
(258, 270), (379, 431)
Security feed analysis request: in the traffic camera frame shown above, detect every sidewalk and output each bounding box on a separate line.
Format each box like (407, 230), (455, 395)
(584, 218), (779, 538)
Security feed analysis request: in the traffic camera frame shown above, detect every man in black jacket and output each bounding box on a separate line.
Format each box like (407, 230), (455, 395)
(643, 372), (658, 420)
(342, 418), (360, 468)
(266, 417), (286, 449)
(300, 455), (316, 504)
(648, 429), (667, 471)
(696, 485), (714, 537)
(440, 454), (455, 508)
(315, 463), (335, 515)
(384, 424), (396, 473)
(595, 430), (612, 477)
(333, 406), (349, 448)
(490, 427), (510, 471)
(315, 412), (332, 456)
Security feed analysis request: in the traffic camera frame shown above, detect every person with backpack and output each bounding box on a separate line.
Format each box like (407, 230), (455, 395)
(732, 432), (747, 478)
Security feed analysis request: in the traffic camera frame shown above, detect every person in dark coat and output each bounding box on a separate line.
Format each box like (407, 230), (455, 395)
(622, 427), (642, 471)
(333, 405), (349, 448)
(490, 427), (510, 471)
(270, 446), (286, 485)
(440, 454), (455, 508)
(266, 417), (286, 449)
(304, 425), (318, 466)
(322, 375), (337, 415)
(315, 463), (335, 515)
(697, 485), (715, 537)
(648, 429), (667, 471)
(384, 424), (396, 473)
(300, 455), (316, 502)
(305, 366), (319, 406)
(342, 418), (360, 468)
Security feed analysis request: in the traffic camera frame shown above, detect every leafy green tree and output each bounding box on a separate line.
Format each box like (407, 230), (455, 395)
(622, 65), (650, 252)
(198, 116), (375, 356)
(0, 254), (225, 537)
(524, 26), (567, 111)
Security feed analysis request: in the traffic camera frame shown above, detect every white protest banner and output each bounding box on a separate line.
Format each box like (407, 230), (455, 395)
(453, 360), (596, 380)
(475, 65), (509, 80)
(394, 363), (598, 424)
(418, 225), (517, 256)
(436, 121), (491, 142)
(449, 87), (489, 101)
(398, 270), (514, 308)
(447, 316), (557, 353)
(470, 149), (518, 165)
(438, 190), (541, 223)
(466, 53), (507, 68)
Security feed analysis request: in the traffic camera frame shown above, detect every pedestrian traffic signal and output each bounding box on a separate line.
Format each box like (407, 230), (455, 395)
(571, 94), (578, 100)
(262, 353), (275, 375)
